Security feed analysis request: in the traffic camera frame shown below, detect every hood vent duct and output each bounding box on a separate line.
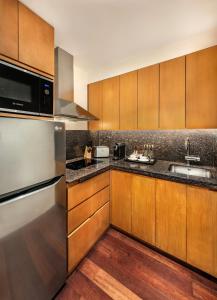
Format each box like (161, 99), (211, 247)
(54, 47), (98, 121)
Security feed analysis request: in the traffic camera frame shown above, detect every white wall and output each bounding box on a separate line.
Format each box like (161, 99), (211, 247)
(88, 27), (217, 83)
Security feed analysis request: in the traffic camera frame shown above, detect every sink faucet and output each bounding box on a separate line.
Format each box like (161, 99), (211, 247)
(185, 137), (200, 166)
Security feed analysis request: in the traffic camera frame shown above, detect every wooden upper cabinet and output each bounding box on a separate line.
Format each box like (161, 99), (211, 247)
(156, 179), (187, 260)
(120, 71), (138, 130)
(18, 3), (54, 75)
(159, 56), (185, 129)
(88, 81), (103, 130)
(0, 0), (18, 60)
(132, 175), (156, 245)
(111, 170), (132, 233)
(138, 64), (159, 129)
(186, 46), (217, 129)
(102, 76), (120, 130)
(187, 186), (217, 276)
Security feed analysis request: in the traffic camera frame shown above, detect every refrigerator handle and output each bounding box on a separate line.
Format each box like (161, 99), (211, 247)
(0, 176), (65, 206)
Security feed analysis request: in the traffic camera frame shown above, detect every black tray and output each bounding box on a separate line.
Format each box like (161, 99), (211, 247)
(124, 158), (156, 165)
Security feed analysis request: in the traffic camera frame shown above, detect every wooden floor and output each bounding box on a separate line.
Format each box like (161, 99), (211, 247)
(57, 229), (217, 300)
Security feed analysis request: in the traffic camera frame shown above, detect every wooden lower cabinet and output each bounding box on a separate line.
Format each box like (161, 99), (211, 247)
(68, 171), (110, 210)
(68, 186), (110, 233)
(111, 171), (156, 245)
(132, 175), (156, 244)
(111, 170), (132, 233)
(156, 179), (187, 260)
(67, 172), (110, 273)
(187, 186), (217, 277)
(67, 170), (217, 277)
(68, 202), (109, 272)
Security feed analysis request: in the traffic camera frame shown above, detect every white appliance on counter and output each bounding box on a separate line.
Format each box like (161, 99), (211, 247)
(93, 146), (110, 158)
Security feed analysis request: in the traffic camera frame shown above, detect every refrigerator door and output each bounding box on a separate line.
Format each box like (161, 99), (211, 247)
(0, 118), (65, 198)
(0, 176), (66, 300)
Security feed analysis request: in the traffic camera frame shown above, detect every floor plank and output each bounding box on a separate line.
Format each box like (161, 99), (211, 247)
(56, 229), (217, 300)
(80, 258), (142, 300)
(57, 270), (112, 300)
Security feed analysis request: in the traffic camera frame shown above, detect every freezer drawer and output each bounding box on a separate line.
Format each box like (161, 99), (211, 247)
(0, 176), (67, 300)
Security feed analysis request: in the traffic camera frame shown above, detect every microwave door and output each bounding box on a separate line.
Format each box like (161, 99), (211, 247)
(0, 61), (39, 115)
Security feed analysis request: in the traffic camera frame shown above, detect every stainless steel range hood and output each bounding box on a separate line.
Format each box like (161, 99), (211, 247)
(54, 47), (98, 121)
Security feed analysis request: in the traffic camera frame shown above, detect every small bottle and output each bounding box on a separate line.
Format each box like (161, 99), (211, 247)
(143, 144), (148, 157)
(149, 145), (154, 159)
(134, 146), (138, 156)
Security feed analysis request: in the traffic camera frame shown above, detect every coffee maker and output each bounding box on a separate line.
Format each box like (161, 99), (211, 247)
(113, 143), (126, 160)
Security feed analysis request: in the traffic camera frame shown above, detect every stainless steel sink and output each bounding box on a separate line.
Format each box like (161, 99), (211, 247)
(169, 164), (212, 178)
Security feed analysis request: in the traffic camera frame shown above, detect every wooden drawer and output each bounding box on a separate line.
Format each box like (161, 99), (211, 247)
(68, 186), (110, 234)
(68, 171), (110, 210)
(68, 202), (109, 272)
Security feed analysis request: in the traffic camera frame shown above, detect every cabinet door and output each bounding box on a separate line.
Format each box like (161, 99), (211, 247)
(111, 171), (132, 233)
(156, 180), (186, 260)
(120, 71), (137, 130)
(187, 186), (217, 276)
(19, 3), (54, 75)
(88, 81), (103, 130)
(102, 76), (120, 130)
(0, 0), (18, 60)
(186, 46), (217, 128)
(132, 175), (156, 244)
(159, 57), (185, 129)
(138, 64), (159, 129)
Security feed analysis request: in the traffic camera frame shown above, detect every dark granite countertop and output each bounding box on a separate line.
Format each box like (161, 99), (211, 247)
(66, 157), (110, 185)
(66, 157), (217, 191)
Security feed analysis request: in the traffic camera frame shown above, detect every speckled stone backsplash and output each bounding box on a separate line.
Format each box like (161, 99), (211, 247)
(91, 130), (217, 166)
(66, 129), (217, 166)
(66, 130), (92, 160)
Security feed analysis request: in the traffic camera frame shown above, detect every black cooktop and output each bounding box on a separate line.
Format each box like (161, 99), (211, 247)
(66, 159), (102, 170)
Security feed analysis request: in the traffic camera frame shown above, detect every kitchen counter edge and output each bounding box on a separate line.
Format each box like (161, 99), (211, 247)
(66, 159), (217, 191)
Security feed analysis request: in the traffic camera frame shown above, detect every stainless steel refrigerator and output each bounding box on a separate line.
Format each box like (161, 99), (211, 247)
(0, 117), (66, 300)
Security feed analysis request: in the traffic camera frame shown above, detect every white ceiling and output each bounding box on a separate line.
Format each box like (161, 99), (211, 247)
(21, 0), (217, 80)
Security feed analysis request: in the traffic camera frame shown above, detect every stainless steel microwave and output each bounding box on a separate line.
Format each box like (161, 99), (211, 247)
(0, 60), (53, 116)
